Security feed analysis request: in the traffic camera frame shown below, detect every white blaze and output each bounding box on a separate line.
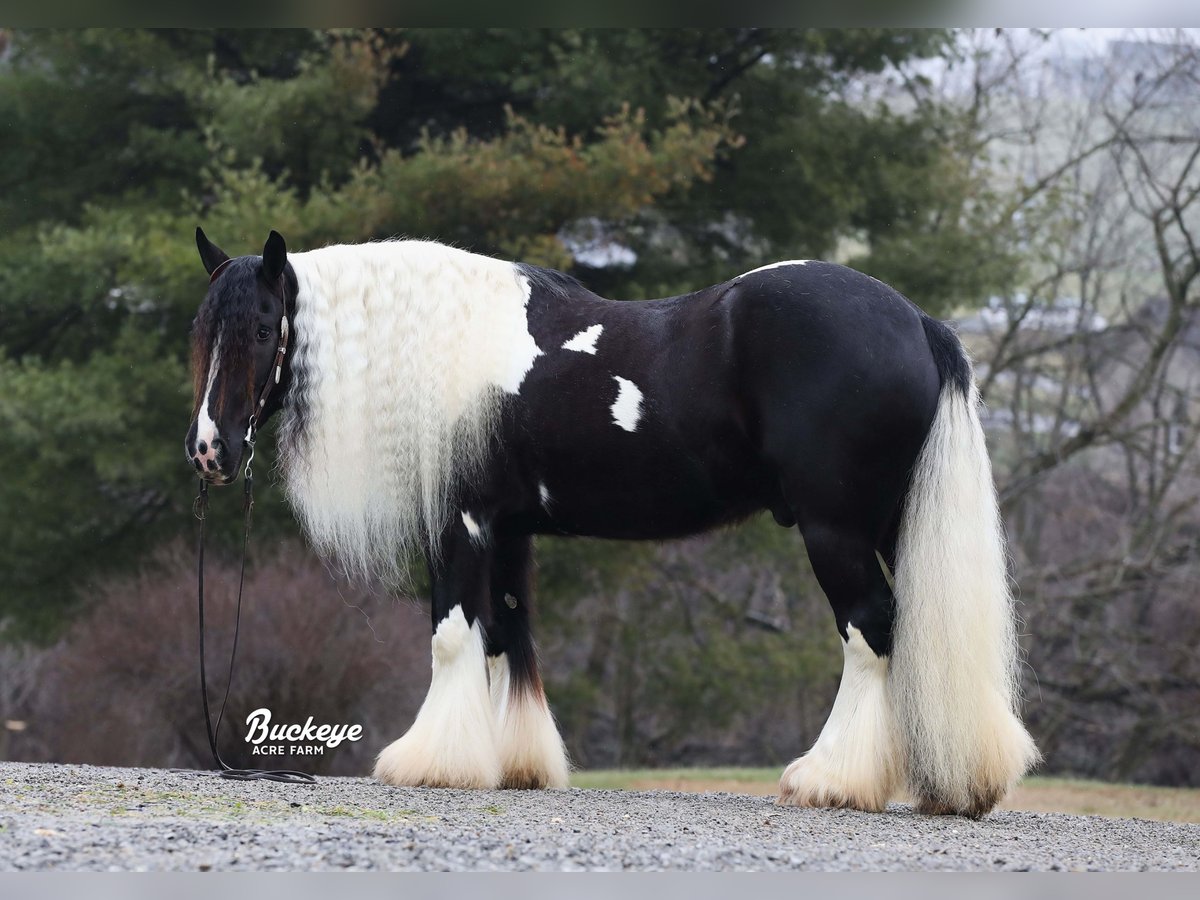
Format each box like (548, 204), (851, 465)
(195, 334), (222, 447)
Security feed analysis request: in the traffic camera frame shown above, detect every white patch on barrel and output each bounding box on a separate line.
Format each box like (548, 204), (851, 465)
(461, 511), (485, 546)
(739, 260), (810, 278)
(562, 324), (603, 355)
(610, 376), (643, 432)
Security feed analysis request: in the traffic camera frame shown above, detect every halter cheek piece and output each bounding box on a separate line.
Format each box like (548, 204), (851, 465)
(242, 314), (289, 479)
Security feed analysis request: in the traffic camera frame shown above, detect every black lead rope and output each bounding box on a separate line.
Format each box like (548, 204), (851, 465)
(194, 453), (316, 785)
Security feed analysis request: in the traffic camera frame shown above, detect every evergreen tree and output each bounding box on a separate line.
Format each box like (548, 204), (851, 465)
(0, 28), (993, 649)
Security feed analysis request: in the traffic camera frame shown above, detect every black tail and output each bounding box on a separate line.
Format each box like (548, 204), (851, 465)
(919, 314), (972, 398)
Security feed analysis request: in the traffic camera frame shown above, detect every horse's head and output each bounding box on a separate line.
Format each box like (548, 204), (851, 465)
(185, 227), (295, 485)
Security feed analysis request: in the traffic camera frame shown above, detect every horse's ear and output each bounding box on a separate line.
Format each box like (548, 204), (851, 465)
(262, 230), (288, 282)
(195, 227), (230, 276)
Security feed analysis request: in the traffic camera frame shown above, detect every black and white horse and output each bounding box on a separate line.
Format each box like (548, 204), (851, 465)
(185, 229), (1038, 817)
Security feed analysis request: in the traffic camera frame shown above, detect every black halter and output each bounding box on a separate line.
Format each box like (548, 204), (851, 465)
(193, 264), (312, 785)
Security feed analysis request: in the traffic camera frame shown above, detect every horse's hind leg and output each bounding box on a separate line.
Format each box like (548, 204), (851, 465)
(778, 521), (902, 812)
(485, 531), (570, 789)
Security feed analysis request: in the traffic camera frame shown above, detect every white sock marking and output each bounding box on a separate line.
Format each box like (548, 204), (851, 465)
(488, 654), (512, 721)
(778, 623), (899, 811)
(562, 324), (603, 355)
(538, 482), (551, 509)
(373, 605), (501, 788)
(610, 376), (643, 432)
(487, 653), (570, 789)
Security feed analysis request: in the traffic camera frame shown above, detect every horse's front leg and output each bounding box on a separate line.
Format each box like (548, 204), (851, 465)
(485, 531), (570, 789)
(373, 512), (501, 789)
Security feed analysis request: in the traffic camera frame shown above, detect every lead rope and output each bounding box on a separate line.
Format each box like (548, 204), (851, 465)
(194, 430), (316, 784)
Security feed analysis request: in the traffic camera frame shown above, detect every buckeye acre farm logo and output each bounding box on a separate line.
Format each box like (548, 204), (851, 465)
(244, 708), (363, 757)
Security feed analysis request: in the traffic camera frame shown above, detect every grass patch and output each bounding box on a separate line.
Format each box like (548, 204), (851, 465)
(315, 805), (419, 822)
(571, 768), (1200, 824)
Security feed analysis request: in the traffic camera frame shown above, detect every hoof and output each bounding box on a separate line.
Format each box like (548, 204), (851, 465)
(901, 703), (1040, 819)
(912, 788), (1004, 819)
(777, 751), (896, 813)
(496, 693), (571, 790)
(373, 607), (501, 789)
(778, 626), (900, 814)
(373, 730), (501, 789)
(488, 656), (570, 790)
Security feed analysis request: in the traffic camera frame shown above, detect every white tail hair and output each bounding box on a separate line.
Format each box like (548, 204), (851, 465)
(889, 374), (1040, 817)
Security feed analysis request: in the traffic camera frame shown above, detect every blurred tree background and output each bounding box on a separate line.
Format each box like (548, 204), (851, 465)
(2, 28), (1196, 784)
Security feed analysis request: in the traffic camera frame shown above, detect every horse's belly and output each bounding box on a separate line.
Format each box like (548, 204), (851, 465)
(521, 430), (774, 540)
(536, 483), (763, 540)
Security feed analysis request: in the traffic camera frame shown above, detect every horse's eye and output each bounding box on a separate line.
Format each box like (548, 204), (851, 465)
(256, 325), (272, 343)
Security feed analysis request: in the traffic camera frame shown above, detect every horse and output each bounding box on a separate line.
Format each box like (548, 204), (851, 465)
(184, 228), (1039, 817)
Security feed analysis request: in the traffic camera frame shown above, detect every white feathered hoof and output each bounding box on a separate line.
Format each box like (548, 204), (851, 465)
(777, 626), (901, 813)
(777, 747), (898, 813)
(373, 727), (502, 789)
(497, 690), (571, 790)
(906, 703), (1040, 819)
(373, 606), (502, 790)
(487, 655), (570, 790)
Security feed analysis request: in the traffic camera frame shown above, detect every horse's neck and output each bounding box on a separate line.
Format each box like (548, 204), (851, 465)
(292, 241), (509, 307)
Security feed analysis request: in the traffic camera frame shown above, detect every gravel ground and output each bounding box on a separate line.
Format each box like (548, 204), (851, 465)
(1, 761), (1197, 871)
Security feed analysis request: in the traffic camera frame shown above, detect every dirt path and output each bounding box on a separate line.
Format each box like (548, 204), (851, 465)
(1, 762), (1197, 871)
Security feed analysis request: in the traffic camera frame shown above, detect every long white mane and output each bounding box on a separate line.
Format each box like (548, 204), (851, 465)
(277, 240), (542, 581)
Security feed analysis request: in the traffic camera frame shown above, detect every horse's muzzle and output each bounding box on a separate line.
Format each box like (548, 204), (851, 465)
(186, 434), (238, 484)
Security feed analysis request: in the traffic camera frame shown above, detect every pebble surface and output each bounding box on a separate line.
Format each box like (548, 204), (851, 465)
(1, 761), (1197, 871)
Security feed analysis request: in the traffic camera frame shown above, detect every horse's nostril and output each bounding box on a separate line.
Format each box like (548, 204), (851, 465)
(193, 459), (203, 472)
(206, 459), (219, 471)
(198, 440), (208, 455)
